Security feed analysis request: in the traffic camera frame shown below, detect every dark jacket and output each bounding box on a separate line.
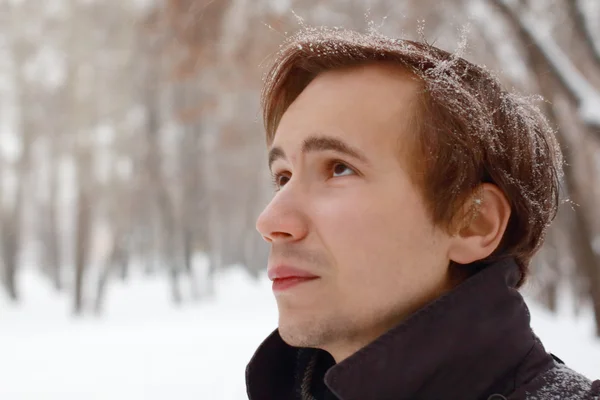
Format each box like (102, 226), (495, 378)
(245, 259), (600, 400)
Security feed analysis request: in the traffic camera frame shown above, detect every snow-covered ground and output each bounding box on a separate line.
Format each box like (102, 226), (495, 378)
(1, 266), (599, 400)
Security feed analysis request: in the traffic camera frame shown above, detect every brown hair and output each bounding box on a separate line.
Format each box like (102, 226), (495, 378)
(260, 28), (563, 286)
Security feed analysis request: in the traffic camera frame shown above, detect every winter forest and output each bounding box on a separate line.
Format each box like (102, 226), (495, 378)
(1, 0), (600, 398)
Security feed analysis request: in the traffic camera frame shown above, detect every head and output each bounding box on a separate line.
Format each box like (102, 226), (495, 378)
(256, 28), (563, 362)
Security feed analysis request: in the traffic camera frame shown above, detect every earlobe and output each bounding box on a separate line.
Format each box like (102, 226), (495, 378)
(448, 184), (512, 265)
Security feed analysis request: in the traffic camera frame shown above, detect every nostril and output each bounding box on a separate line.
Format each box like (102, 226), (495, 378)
(261, 235), (273, 244)
(261, 231), (293, 244)
(487, 395), (507, 400)
(271, 231), (294, 240)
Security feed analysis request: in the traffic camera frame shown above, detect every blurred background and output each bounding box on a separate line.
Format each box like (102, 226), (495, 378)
(0, 0), (599, 398)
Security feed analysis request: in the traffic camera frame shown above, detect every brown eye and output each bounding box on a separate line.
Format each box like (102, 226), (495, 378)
(332, 162), (355, 177)
(272, 173), (290, 190)
(278, 175), (290, 187)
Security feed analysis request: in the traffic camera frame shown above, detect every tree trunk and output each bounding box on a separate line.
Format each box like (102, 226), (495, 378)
(74, 180), (92, 315)
(1, 208), (20, 301)
(490, 0), (600, 335)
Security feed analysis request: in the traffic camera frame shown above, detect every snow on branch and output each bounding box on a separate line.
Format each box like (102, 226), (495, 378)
(495, 0), (600, 129)
(573, 0), (600, 64)
(520, 15), (600, 128)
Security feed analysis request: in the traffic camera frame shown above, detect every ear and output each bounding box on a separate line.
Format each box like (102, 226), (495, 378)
(447, 183), (511, 264)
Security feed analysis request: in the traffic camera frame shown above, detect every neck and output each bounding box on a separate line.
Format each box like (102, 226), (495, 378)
(325, 265), (467, 364)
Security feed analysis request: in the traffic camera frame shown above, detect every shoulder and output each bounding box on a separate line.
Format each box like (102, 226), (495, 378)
(510, 362), (600, 400)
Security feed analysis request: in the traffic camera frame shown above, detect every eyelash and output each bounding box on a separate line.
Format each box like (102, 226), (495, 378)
(271, 172), (288, 191)
(270, 159), (356, 191)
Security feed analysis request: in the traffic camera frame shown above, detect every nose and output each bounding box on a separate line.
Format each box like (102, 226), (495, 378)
(256, 188), (309, 244)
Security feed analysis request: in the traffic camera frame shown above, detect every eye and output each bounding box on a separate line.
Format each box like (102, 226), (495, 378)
(271, 172), (290, 191)
(331, 162), (356, 177)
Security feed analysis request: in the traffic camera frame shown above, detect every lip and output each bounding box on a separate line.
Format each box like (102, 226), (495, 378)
(272, 276), (319, 292)
(268, 265), (320, 281)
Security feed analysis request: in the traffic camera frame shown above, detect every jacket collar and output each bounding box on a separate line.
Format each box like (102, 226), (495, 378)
(246, 259), (548, 400)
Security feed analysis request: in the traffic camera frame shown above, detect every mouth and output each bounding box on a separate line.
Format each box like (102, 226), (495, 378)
(272, 276), (320, 292)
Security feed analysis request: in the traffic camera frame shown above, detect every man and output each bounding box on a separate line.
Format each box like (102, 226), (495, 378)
(245, 27), (600, 400)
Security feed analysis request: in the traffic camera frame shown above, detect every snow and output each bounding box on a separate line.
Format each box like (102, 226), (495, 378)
(513, 2), (600, 128)
(1, 265), (599, 400)
(526, 295), (600, 379)
(0, 266), (277, 400)
(467, 0), (529, 86)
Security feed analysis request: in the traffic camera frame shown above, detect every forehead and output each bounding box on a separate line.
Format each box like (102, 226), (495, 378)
(273, 63), (421, 153)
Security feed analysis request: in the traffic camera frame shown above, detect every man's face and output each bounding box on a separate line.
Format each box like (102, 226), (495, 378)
(256, 64), (455, 362)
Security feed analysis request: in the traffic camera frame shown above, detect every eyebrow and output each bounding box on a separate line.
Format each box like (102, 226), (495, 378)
(268, 135), (368, 170)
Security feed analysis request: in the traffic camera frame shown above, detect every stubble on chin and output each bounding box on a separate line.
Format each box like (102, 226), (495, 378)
(277, 311), (352, 351)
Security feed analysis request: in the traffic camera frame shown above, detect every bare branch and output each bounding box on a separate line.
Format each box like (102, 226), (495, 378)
(568, 0), (600, 68)
(491, 0), (600, 132)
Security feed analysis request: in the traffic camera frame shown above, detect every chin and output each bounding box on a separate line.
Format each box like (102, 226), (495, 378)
(278, 319), (305, 345)
(279, 313), (344, 351)
(278, 318), (320, 348)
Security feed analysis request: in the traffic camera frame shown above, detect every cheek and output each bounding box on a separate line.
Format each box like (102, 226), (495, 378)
(313, 181), (443, 284)
(312, 187), (435, 274)
(319, 191), (451, 318)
